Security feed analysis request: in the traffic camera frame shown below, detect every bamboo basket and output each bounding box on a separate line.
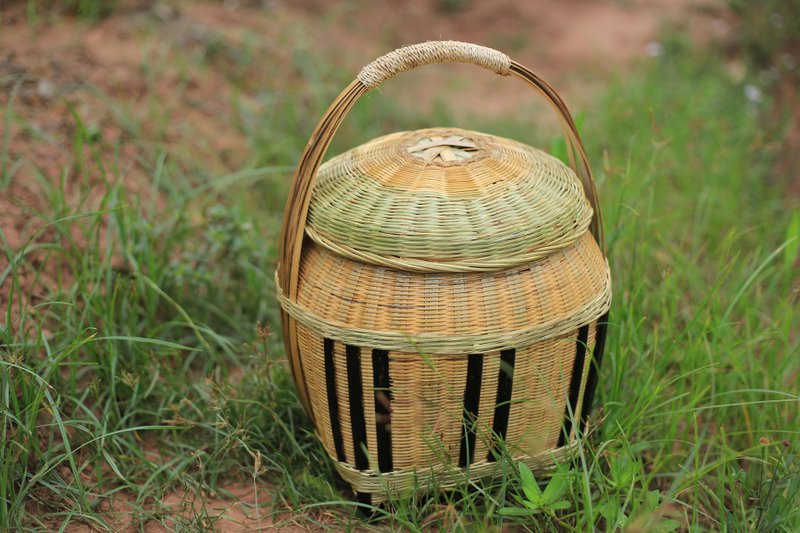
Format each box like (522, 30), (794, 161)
(276, 41), (611, 503)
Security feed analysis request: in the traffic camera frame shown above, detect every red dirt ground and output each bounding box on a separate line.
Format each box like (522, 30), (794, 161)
(0, 0), (728, 530)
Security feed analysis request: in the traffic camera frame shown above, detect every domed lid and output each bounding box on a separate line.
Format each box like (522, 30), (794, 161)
(306, 127), (593, 272)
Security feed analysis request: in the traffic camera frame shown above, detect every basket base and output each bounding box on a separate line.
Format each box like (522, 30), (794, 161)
(334, 440), (580, 504)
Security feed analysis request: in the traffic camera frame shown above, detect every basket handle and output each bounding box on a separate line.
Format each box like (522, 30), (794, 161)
(357, 41), (512, 87)
(277, 41), (604, 417)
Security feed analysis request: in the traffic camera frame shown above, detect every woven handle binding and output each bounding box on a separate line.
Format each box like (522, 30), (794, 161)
(278, 41), (604, 417)
(358, 41), (511, 88)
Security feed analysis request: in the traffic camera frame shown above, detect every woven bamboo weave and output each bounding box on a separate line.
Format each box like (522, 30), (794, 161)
(276, 41), (612, 503)
(278, 233), (609, 353)
(306, 128), (593, 272)
(296, 322), (599, 495)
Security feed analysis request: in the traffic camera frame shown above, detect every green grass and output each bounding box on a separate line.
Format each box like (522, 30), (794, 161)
(24, 0), (111, 23)
(1, 26), (799, 533)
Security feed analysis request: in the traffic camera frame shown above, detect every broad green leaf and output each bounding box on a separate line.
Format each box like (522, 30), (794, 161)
(517, 462), (542, 503)
(523, 499), (543, 510)
(545, 500), (571, 511)
(542, 465), (570, 503)
(645, 489), (661, 510)
(598, 501), (619, 521)
(518, 461), (537, 488)
(499, 507), (532, 517)
(656, 519), (681, 532)
(609, 452), (637, 488)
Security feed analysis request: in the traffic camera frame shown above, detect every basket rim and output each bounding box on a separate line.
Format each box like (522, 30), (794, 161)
(275, 261), (611, 355)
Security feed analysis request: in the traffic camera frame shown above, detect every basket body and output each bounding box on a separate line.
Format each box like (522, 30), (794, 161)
(278, 127), (611, 501)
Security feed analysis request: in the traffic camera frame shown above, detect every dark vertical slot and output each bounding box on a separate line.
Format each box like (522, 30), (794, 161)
(558, 325), (590, 447)
(355, 491), (372, 509)
(346, 344), (369, 471)
(371, 348), (393, 473)
(458, 353), (484, 468)
(486, 348), (516, 462)
(580, 313), (609, 433)
(324, 338), (346, 462)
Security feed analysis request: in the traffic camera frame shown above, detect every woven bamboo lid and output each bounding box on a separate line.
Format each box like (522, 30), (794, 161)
(306, 127), (593, 272)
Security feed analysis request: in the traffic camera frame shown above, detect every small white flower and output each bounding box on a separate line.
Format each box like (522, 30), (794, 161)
(36, 79), (56, 99)
(645, 42), (663, 58)
(744, 84), (763, 104)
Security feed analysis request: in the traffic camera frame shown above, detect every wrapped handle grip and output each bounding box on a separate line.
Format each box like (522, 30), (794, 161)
(358, 40), (511, 88)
